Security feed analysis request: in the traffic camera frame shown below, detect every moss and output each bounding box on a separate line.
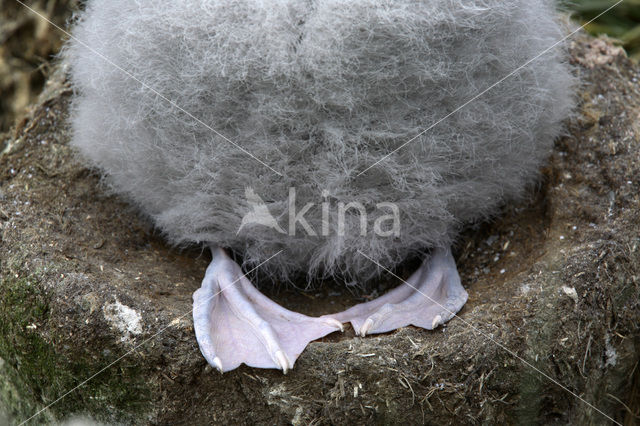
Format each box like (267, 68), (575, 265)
(0, 275), (152, 424)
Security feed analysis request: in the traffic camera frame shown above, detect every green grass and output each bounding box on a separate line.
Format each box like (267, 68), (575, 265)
(569, 0), (640, 60)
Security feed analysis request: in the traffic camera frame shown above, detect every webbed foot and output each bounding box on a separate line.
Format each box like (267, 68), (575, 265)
(193, 247), (343, 373)
(334, 247), (468, 336)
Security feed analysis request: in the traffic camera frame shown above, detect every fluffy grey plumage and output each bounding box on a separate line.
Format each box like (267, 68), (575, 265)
(66, 0), (574, 282)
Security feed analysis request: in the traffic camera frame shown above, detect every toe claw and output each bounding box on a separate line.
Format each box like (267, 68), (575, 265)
(213, 356), (224, 373)
(275, 350), (290, 374)
(431, 314), (442, 329)
(360, 318), (374, 337)
(324, 318), (345, 332)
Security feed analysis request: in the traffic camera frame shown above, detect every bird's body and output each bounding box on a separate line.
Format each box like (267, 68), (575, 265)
(66, 0), (575, 372)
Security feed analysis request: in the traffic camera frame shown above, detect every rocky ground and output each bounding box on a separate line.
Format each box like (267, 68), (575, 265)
(0, 34), (639, 425)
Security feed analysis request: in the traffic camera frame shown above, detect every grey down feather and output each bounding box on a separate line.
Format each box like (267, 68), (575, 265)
(65, 0), (575, 283)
